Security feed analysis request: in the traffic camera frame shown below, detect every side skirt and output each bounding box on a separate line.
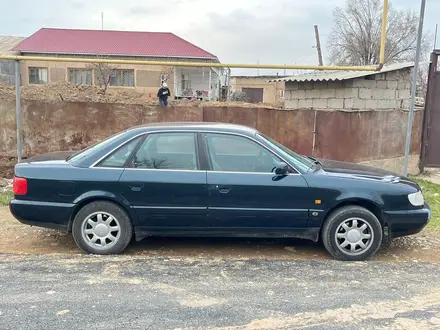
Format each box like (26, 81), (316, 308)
(134, 227), (321, 242)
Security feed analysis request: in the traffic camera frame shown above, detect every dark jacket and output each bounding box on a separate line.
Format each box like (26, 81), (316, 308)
(157, 87), (171, 100)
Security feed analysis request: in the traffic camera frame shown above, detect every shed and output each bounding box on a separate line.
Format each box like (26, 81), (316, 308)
(270, 63), (414, 111)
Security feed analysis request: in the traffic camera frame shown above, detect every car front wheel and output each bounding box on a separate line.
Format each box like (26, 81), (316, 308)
(322, 206), (383, 261)
(72, 201), (133, 255)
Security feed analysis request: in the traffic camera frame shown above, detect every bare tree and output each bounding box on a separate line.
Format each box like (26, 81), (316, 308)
(417, 60), (430, 100)
(231, 91), (249, 102)
(328, 0), (431, 66)
(160, 66), (174, 86)
(87, 58), (117, 94)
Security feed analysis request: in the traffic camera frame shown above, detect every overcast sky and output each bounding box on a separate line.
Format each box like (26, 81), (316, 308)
(2, 0), (439, 75)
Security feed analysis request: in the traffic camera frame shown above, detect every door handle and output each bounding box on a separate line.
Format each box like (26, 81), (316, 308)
(216, 185), (230, 194)
(129, 184), (144, 192)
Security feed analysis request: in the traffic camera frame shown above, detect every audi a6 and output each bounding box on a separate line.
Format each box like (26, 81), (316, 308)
(9, 122), (431, 261)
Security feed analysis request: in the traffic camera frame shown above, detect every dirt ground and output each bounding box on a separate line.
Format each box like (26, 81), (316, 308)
(0, 157), (15, 178)
(1, 206), (440, 263)
(360, 155), (420, 176)
(419, 168), (440, 185)
(0, 83), (276, 108)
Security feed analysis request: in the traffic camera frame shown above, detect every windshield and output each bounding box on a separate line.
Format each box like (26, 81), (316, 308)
(258, 133), (315, 172)
(67, 131), (127, 163)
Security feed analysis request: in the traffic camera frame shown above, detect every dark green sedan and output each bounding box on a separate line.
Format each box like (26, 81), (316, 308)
(9, 123), (431, 261)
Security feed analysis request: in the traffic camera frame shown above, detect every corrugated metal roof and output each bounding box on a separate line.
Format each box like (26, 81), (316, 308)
(269, 62), (414, 83)
(0, 36), (26, 55)
(12, 28), (218, 60)
(232, 75), (287, 79)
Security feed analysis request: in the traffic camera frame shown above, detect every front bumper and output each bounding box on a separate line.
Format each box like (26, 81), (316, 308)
(9, 199), (75, 231)
(384, 203), (431, 238)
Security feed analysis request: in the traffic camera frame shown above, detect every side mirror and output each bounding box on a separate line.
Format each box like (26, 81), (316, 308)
(274, 162), (289, 175)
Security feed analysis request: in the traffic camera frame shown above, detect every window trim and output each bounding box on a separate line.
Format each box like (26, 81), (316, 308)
(95, 135), (145, 168)
(125, 132), (200, 171)
(90, 130), (302, 175)
(28, 67), (49, 85)
(202, 132), (299, 175)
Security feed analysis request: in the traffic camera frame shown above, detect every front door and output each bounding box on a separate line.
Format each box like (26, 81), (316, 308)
(119, 132), (208, 232)
(204, 133), (310, 234)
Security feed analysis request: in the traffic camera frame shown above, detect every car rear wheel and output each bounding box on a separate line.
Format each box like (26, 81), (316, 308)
(322, 206), (383, 261)
(72, 201), (133, 255)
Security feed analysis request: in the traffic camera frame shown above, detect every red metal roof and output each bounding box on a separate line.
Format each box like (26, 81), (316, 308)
(12, 28), (218, 60)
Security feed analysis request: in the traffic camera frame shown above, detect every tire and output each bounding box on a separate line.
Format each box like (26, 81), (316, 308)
(72, 201), (133, 255)
(321, 206), (383, 261)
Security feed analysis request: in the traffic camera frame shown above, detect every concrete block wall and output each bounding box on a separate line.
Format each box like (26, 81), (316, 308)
(284, 68), (412, 111)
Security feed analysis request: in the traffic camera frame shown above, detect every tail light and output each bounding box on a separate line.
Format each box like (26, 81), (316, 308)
(13, 177), (28, 195)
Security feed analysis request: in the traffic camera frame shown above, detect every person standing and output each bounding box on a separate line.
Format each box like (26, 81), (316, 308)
(157, 83), (171, 107)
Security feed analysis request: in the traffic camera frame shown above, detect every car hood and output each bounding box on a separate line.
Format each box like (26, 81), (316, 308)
(318, 159), (422, 192)
(315, 158), (419, 188)
(22, 151), (76, 164)
(317, 158), (400, 177)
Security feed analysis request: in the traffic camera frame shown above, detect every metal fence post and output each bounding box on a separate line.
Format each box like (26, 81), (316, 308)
(15, 60), (22, 162)
(227, 68), (232, 101)
(173, 67), (178, 99)
(208, 68), (212, 101)
(312, 110), (317, 156)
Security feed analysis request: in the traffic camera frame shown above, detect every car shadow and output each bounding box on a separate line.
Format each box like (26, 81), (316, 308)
(124, 236), (331, 260)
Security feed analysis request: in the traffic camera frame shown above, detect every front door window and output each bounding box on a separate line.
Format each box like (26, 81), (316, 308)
(205, 133), (281, 173)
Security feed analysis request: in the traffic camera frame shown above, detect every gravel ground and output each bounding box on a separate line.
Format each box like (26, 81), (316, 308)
(1, 254), (440, 329)
(2, 205), (440, 329)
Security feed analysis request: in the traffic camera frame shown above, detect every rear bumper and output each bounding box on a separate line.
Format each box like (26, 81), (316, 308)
(9, 199), (75, 231)
(384, 203), (431, 238)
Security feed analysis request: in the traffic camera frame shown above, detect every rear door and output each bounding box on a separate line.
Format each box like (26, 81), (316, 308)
(118, 132), (208, 232)
(203, 133), (310, 234)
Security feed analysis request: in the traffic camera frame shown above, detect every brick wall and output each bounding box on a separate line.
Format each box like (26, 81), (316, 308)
(285, 68), (412, 111)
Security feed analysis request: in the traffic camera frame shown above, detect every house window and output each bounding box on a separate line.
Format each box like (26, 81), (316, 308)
(110, 70), (134, 87)
(181, 74), (191, 90)
(279, 90), (285, 99)
(68, 69), (92, 85)
(29, 67), (48, 84)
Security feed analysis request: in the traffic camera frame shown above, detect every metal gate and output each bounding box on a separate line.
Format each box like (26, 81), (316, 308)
(242, 88), (264, 103)
(421, 51), (440, 169)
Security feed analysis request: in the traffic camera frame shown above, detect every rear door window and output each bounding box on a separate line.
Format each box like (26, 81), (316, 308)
(132, 133), (198, 170)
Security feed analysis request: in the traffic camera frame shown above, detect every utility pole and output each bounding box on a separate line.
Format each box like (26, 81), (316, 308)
(435, 24), (438, 49)
(403, 0), (426, 176)
(101, 12), (104, 30)
(314, 25), (324, 66)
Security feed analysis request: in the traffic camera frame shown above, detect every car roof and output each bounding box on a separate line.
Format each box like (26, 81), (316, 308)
(126, 122), (258, 135)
